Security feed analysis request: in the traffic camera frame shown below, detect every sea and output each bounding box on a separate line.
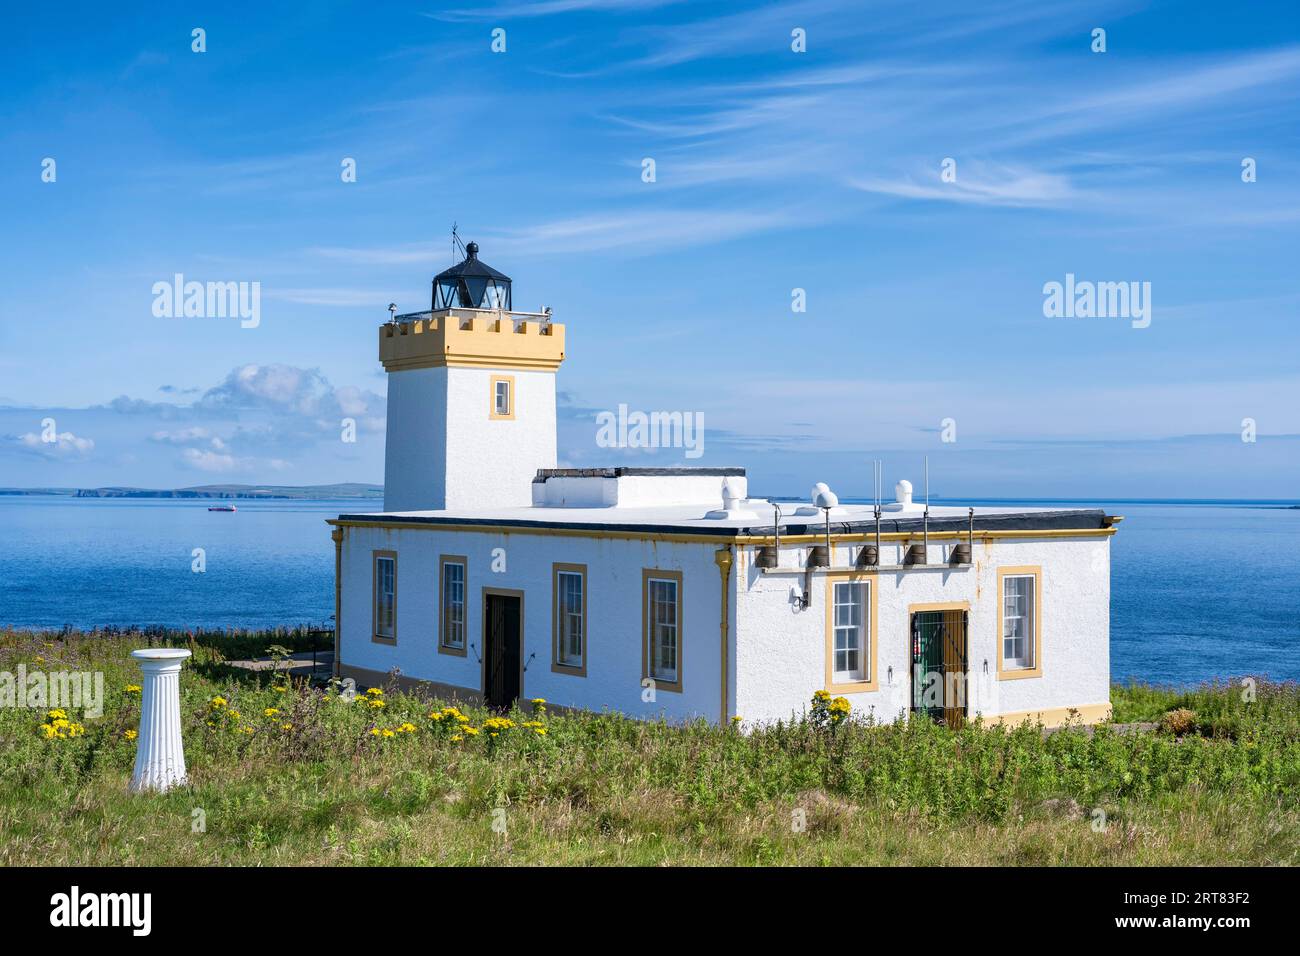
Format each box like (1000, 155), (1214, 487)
(0, 495), (1296, 686)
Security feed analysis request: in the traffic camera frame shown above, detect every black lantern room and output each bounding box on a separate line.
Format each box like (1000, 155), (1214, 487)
(432, 241), (512, 311)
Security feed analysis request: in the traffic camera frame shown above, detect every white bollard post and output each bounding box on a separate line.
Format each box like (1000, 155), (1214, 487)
(130, 648), (192, 793)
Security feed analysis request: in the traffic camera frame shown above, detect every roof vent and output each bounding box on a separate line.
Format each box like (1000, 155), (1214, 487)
(882, 478), (923, 513)
(704, 476), (759, 520)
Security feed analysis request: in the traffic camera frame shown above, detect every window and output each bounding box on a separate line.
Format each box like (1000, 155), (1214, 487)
(439, 556), (467, 656)
(489, 375), (514, 419)
(823, 573), (877, 692)
(373, 552), (396, 643)
(832, 581), (867, 682)
(998, 567), (1042, 679)
(552, 564), (586, 674)
(642, 569), (682, 692)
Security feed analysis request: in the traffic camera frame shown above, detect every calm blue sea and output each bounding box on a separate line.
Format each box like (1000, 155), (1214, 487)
(0, 496), (1296, 685)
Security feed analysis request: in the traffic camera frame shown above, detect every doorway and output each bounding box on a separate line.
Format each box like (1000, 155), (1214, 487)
(483, 590), (523, 710)
(910, 608), (968, 729)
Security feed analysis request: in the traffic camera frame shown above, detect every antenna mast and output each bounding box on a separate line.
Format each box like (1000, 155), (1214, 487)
(451, 223), (466, 263)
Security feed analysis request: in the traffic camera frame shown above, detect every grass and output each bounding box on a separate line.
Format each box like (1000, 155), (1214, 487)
(1, 628), (1296, 866)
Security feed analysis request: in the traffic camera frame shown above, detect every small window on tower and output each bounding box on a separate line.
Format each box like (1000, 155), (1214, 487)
(490, 375), (515, 419)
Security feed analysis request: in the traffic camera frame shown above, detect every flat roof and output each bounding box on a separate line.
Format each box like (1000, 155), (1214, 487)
(335, 501), (1113, 538)
(535, 467), (745, 479)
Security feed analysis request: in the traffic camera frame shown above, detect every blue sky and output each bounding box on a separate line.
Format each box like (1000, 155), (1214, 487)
(1, 0), (1297, 498)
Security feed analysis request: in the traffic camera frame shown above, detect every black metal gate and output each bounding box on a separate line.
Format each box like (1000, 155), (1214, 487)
(910, 609), (968, 728)
(484, 593), (521, 711)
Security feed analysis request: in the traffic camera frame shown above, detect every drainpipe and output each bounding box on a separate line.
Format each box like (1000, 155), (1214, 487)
(714, 546), (734, 727)
(331, 526), (344, 679)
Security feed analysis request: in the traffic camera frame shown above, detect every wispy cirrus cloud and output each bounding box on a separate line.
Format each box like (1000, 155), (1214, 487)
(427, 0), (687, 23)
(848, 163), (1078, 208)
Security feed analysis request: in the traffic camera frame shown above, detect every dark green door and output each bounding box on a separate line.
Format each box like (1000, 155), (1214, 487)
(911, 610), (968, 728)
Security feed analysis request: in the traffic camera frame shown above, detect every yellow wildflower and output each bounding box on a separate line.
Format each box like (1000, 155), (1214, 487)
(263, 707), (281, 718)
(124, 729), (138, 741)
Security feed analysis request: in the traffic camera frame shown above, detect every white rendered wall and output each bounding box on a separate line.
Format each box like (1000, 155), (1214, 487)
(732, 536), (1111, 725)
(533, 474), (747, 508)
(383, 367), (448, 512)
(337, 525), (726, 723)
(383, 366), (556, 512)
(444, 367), (555, 510)
(338, 525), (1110, 727)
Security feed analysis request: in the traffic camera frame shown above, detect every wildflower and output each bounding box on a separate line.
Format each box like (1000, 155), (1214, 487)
(367, 698), (386, 710)
(462, 727), (479, 737)
(450, 735), (463, 742)
(124, 685), (142, 694)
(731, 715), (743, 725)
(210, 696), (228, 709)
(365, 687), (384, 697)
(813, 690), (831, 702)
(280, 723), (293, 730)
(397, 722), (417, 734)
(429, 712), (445, 722)
(381, 728), (395, 738)
(533, 727), (547, 736)
(242, 726), (254, 734)
(369, 727), (381, 736)
(124, 729), (138, 741)
(47, 709), (69, 720)
(263, 707), (281, 718)
(39, 718), (85, 740)
(272, 685), (288, 693)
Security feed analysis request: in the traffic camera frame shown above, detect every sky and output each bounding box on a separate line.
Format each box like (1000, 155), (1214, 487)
(1, 0), (1297, 499)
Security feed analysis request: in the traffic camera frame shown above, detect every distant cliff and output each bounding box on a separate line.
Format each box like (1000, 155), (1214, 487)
(0, 483), (383, 500)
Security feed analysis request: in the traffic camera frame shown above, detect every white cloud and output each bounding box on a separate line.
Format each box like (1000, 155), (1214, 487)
(13, 431), (95, 459)
(149, 427), (212, 445)
(181, 448), (238, 472)
(848, 164), (1077, 208)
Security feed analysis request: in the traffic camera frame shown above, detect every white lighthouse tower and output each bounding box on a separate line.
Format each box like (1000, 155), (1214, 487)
(380, 242), (566, 511)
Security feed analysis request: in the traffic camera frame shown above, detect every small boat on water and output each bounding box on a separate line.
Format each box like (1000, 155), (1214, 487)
(207, 504), (237, 512)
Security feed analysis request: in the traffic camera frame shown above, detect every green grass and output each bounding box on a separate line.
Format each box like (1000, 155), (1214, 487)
(1, 629), (1296, 866)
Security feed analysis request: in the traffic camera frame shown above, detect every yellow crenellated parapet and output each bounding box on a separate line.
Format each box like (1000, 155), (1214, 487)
(379, 309), (566, 372)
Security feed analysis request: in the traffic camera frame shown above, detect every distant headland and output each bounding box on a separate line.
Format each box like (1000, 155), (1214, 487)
(0, 483), (383, 500)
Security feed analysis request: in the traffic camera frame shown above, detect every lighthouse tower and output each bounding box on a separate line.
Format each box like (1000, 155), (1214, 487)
(379, 242), (566, 512)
